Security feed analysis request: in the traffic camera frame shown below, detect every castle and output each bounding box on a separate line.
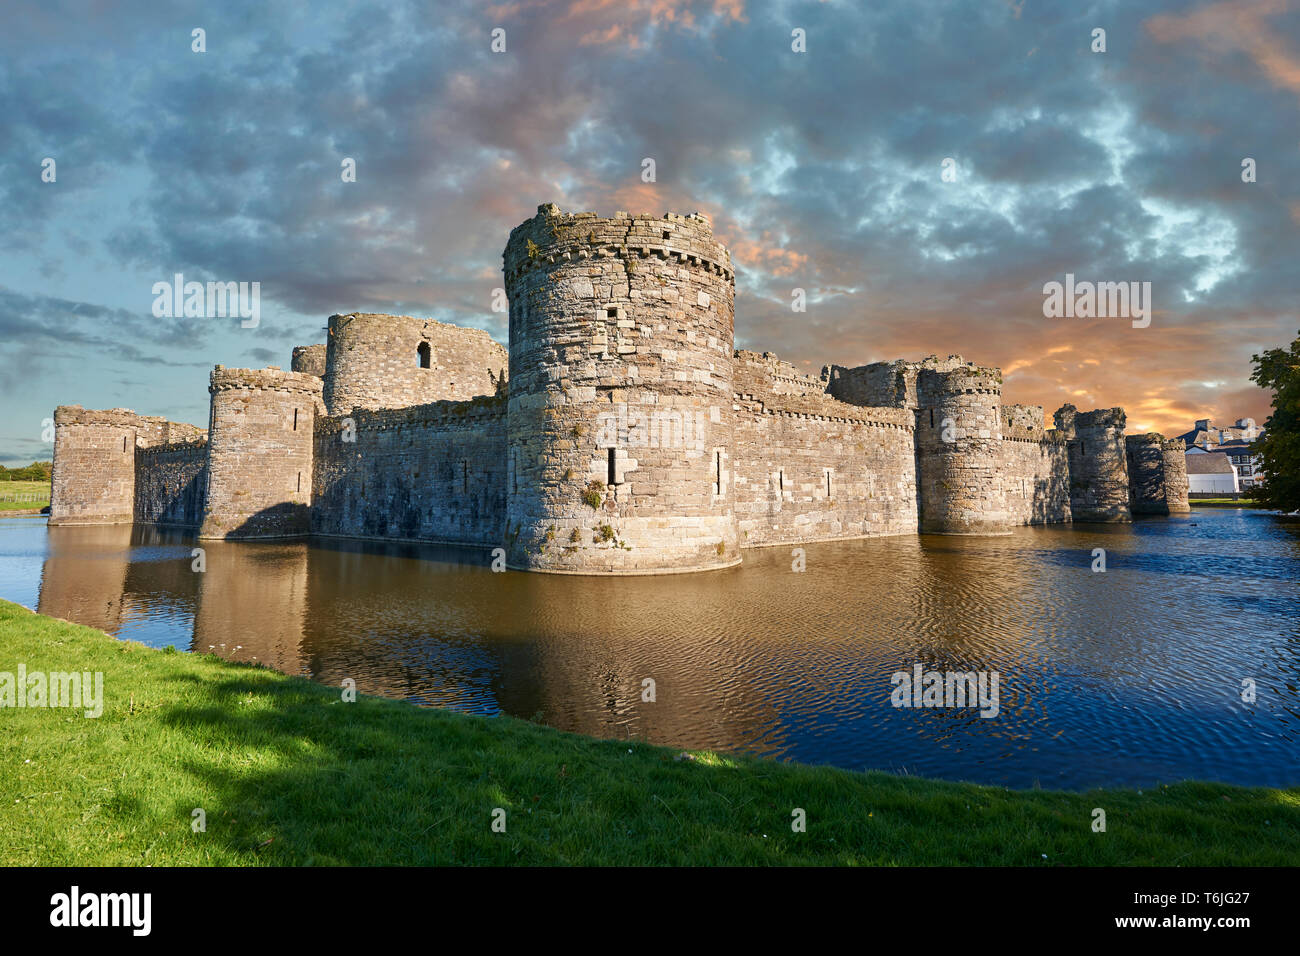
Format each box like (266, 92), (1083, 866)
(48, 204), (1191, 574)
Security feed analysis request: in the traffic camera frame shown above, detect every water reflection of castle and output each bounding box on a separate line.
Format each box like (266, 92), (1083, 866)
(34, 526), (794, 751)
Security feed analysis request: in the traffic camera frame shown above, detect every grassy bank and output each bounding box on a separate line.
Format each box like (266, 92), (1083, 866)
(0, 599), (1296, 866)
(0, 480), (50, 512)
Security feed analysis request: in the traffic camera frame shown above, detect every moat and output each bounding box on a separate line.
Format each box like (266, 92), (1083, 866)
(2, 508), (1297, 791)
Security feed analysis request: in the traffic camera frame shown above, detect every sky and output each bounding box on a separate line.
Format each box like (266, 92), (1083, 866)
(2, 0), (1298, 465)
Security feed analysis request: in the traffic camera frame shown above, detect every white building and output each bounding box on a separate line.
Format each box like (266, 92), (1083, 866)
(1185, 451), (1240, 494)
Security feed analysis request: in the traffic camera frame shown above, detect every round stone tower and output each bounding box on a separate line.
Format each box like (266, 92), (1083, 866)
(502, 204), (738, 573)
(291, 344), (327, 378)
(48, 406), (140, 526)
(1125, 433), (1168, 515)
(1057, 406), (1131, 522)
(199, 366), (322, 540)
(322, 312), (507, 416)
(915, 365), (1011, 534)
(1162, 437), (1191, 513)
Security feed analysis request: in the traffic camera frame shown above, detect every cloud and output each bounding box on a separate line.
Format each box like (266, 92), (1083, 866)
(0, 0), (1296, 451)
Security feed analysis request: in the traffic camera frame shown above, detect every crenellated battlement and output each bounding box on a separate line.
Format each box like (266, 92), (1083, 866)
(53, 405), (145, 428)
(210, 365), (325, 397)
(316, 394), (507, 435)
(503, 204), (734, 287)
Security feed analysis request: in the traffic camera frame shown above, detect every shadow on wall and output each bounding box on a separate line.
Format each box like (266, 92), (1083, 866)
(1024, 473), (1069, 527)
(203, 503), (312, 540)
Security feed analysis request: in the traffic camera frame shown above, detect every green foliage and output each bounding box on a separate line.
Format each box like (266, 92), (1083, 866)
(526, 238), (540, 259)
(596, 523), (615, 542)
(1249, 331), (1300, 512)
(0, 461), (52, 482)
(582, 481), (604, 510)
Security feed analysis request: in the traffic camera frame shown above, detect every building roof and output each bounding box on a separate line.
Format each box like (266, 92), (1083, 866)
(1185, 452), (1236, 475)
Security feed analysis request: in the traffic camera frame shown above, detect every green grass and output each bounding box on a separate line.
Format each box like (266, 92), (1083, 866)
(1189, 498), (1264, 507)
(1, 598), (1296, 866)
(0, 480), (50, 511)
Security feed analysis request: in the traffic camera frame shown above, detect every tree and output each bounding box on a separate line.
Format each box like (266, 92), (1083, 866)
(1250, 331), (1300, 512)
(0, 461), (52, 482)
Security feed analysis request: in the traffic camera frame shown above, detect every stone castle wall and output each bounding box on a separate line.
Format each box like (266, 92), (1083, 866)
(199, 366), (322, 540)
(826, 355), (970, 409)
(999, 428), (1071, 525)
(135, 439), (208, 527)
(47, 204), (1192, 574)
(731, 350), (917, 545)
(49, 406), (141, 526)
(1163, 438), (1191, 513)
(312, 397), (506, 545)
(323, 313), (507, 416)
(1057, 405), (1131, 522)
(915, 365), (1011, 534)
(1124, 433), (1194, 516)
(1126, 433), (1169, 515)
(502, 204), (738, 573)
(291, 344), (327, 378)
(1002, 403), (1046, 432)
(50, 405), (205, 526)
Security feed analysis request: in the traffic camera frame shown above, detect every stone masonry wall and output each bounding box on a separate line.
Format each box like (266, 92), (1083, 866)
(291, 344), (328, 378)
(200, 366), (322, 539)
(1126, 433), (1169, 515)
(135, 439), (209, 527)
(826, 355), (970, 409)
(49, 406), (141, 525)
(323, 313), (507, 416)
(999, 428), (1071, 525)
(732, 349), (916, 544)
(503, 204), (738, 573)
(312, 397), (506, 546)
(1163, 438), (1191, 513)
(1002, 403), (1045, 431)
(915, 365), (1011, 534)
(1056, 405), (1131, 522)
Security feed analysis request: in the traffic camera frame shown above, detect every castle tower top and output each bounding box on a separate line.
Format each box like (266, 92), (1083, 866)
(503, 204), (733, 289)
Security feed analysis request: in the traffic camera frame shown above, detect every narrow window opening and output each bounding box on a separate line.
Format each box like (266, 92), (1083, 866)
(297, 472), (302, 492)
(825, 470), (833, 497)
(778, 469), (784, 493)
(293, 408), (298, 431)
(123, 436), (128, 452)
(606, 307), (618, 319)
(929, 408), (934, 428)
(714, 450), (722, 495)
(607, 448), (617, 486)
(662, 231), (671, 241)
(417, 341), (432, 369)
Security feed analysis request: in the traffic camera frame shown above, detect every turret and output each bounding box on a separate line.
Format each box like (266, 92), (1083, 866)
(198, 367), (322, 539)
(291, 344), (327, 378)
(1162, 437), (1191, 513)
(914, 364), (1010, 534)
(1125, 433), (1169, 515)
(1056, 405), (1131, 522)
(322, 313), (506, 415)
(48, 406), (141, 526)
(502, 204), (738, 572)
